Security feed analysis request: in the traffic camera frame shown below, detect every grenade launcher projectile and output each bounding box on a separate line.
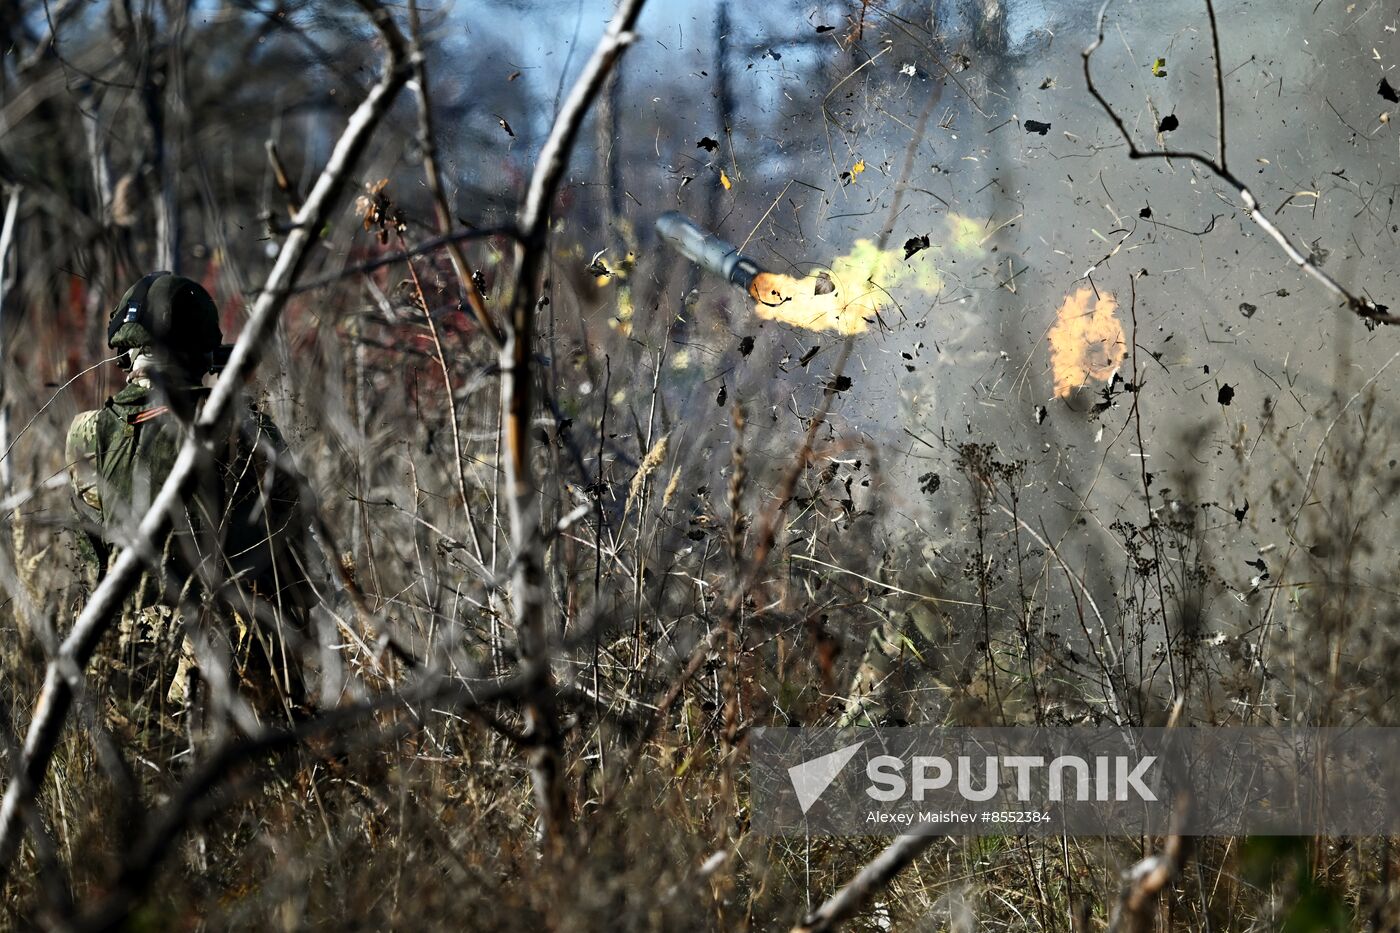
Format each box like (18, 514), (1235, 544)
(655, 212), (766, 294)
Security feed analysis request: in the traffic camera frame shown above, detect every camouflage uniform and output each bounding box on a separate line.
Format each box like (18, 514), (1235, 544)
(838, 615), (911, 727)
(66, 273), (309, 748)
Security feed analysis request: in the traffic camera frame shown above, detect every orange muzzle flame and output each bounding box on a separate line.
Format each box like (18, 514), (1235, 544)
(747, 271), (873, 336)
(1048, 286), (1126, 399)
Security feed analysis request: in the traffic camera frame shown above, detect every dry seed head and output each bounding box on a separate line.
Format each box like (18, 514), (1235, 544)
(111, 173), (140, 227)
(626, 432), (669, 512)
(661, 467), (682, 510)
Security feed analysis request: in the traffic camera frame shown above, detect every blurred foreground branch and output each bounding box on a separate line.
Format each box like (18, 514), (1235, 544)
(71, 666), (540, 931)
(792, 830), (940, 933)
(1108, 790), (1194, 933)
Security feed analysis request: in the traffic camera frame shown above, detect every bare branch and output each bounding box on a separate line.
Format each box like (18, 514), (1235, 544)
(406, 0), (504, 349)
(501, 0), (647, 848)
(1203, 0), (1226, 171)
(1083, 0), (1399, 328)
(264, 139), (303, 217)
(791, 830), (940, 933)
(405, 1), (492, 566)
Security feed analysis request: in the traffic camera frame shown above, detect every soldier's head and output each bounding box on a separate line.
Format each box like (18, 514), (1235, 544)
(108, 272), (223, 384)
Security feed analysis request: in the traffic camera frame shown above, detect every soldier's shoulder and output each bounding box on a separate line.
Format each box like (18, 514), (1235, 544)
(66, 409), (103, 459)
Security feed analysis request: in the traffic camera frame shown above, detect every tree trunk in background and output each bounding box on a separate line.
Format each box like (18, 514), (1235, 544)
(79, 89), (114, 226)
(0, 189), (20, 495)
(143, 77), (178, 272)
(674, 0), (732, 345)
(595, 65), (624, 255)
(141, 1), (190, 272)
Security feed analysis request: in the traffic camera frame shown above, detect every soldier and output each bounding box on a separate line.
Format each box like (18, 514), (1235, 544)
(66, 272), (310, 750)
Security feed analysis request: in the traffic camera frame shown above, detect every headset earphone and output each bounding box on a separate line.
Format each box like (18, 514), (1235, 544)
(108, 270), (170, 368)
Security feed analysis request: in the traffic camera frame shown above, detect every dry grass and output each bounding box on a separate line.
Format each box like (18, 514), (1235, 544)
(1, 2), (1399, 930)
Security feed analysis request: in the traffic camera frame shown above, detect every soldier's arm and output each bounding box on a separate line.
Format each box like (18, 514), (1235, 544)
(244, 408), (302, 522)
(65, 410), (110, 574)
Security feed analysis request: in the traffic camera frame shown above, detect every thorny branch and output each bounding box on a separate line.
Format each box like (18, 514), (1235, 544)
(0, 0), (414, 876)
(1083, 0), (1400, 328)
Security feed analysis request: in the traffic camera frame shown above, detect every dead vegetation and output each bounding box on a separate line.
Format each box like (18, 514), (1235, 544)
(0, 0), (1398, 930)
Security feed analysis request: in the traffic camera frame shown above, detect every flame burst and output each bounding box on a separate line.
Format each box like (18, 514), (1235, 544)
(1048, 286), (1126, 398)
(740, 224), (973, 336)
(747, 272), (876, 335)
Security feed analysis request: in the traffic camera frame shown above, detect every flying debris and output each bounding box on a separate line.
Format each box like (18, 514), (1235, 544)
(587, 250), (611, 278)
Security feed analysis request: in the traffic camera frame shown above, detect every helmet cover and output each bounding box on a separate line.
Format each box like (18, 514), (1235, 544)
(107, 272), (223, 361)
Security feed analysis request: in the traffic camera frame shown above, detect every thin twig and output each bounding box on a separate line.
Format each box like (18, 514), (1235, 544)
(269, 225), (520, 296)
(398, 236), (488, 564)
(1083, 0), (1398, 328)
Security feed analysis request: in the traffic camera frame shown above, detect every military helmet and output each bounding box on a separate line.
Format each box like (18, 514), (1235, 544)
(107, 272), (223, 363)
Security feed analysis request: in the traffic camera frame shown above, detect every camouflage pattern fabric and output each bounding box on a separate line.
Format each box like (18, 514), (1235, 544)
(838, 597), (953, 727)
(66, 377), (310, 746)
(838, 615), (908, 727)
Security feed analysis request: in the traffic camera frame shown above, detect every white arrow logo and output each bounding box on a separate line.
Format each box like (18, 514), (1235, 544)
(788, 741), (865, 814)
